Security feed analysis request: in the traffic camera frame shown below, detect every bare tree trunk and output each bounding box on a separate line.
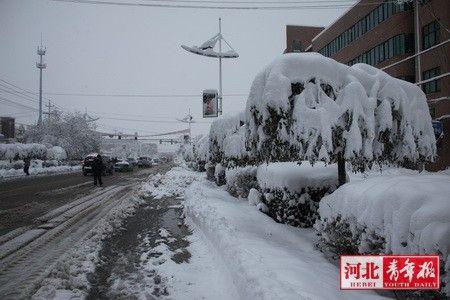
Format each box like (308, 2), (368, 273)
(337, 153), (347, 187)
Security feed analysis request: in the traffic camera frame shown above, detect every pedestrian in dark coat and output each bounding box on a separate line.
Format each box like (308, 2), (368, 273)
(92, 154), (104, 187)
(23, 157), (31, 176)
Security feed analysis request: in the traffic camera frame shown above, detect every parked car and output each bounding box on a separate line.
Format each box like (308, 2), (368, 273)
(126, 157), (138, 167)
(137, 156), (152, 168)
(82, 153), (114, 176)
(114, 160), (133, 172)
(102, 155), (115, 175)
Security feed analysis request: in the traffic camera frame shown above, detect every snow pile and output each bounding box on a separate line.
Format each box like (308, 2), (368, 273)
(245, 53), (435, 169)
(316, 173), (450, 295)
(136, 226), (239, 299)
(0, 163), (81, 180)
(139, 166), (204, 199)
(0, 143), (48, 160)
(225, 166), (258, 198)
(184, 179), (382, 299)
(256, 161), (339, 227)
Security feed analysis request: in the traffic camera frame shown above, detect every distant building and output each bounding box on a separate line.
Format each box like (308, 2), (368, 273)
(0, 117), (15, 139)
(284, 0), (449, 170)
(101, 138), (157, 158)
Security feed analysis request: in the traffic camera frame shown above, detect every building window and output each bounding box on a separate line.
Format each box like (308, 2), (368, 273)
(423, 21), (440, 49)
(292, 39), (302, 52)
(347, 34), (413, 66)
(422, 67), (441, 94)
(318, 0), (411, 57)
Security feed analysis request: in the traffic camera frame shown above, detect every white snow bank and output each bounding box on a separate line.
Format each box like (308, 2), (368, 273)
(318, 173), (450, 293)
(257, 161), (339, 193)
(139, 166), (204, 199)
(0, 164), (81, 180)
(185, 179), (383, 300)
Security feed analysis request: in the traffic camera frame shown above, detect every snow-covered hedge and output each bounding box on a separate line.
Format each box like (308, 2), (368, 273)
(209, 112), (247, 167)
(225, 166), (258, 198)
(246, 53), (435, 170)
(183, 135), (210, 171)
(187, 53), (435, 175)
(46, 146), (68, 161)
(257, 162), (339, 227)
(0, 143), (48, 160)
(315, 173), (450, 296)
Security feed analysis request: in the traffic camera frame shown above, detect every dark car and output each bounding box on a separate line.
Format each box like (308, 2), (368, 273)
(82, 153), (114, 176)
(137, 156), (152, 168)
(126, 157), (138, 167)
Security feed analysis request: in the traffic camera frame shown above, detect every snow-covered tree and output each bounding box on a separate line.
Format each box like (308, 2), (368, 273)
(245, 53), (436, 185)
(24, 111), (101, 160)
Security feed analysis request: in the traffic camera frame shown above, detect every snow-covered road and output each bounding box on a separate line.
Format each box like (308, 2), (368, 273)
(0, 164), (174, 299)
(0, 184), (134, 298)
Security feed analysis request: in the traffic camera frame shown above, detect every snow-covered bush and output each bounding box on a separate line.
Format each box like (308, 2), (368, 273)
(209, 112), (246, 167)
(315, 173), (450, 296)
(246, 53), (436, 185)
(257, 162), (339, 227)
(225, 166), (258, 198)
(46, 146), (67, 161)
(0, 143), (48, 160)
(182, 135), (210, 171)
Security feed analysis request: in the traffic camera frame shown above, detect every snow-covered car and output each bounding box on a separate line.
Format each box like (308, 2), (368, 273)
(137, 156), (152, 168)
(114, 160), (133, 172)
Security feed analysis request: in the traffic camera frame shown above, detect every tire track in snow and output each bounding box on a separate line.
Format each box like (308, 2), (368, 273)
(0, 184), (132, 299)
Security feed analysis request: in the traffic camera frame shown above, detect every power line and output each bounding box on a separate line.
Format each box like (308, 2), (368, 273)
(0, 86), (39, 104)
(43, 91), (247, 98)
(0, 77), (65, 111)
(142, 0), (360, 3)
(99, 116), (213, 123)
(0, 96), (39, 111)
(51, 0), (385, 10)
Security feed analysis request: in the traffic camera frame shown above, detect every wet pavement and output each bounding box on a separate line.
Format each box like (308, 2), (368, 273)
(86, 193), (191, 299)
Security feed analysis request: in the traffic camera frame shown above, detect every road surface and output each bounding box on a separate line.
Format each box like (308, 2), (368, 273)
(0, 165), (168, 236)
(0, 162), (174, 298)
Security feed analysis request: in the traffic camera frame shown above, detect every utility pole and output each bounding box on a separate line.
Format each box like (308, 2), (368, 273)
(414, 0), (422, 87)
(218, 18), (223, 115)
(36, 38), (47, 125)
(43, 100), (54, 120)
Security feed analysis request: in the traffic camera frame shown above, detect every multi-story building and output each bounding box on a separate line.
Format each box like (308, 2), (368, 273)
(0, 117), (15, 139)
(284, 0), (449, 170)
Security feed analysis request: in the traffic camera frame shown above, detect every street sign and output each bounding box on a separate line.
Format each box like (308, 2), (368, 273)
(203, 89), (218, 118)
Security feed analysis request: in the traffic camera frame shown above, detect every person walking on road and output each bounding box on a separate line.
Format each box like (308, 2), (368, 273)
(23, 156), (31, 176)
(92, 154), (104, 187)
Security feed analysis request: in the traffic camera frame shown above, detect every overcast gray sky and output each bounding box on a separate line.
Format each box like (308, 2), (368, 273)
(0, 0), (352, 137)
